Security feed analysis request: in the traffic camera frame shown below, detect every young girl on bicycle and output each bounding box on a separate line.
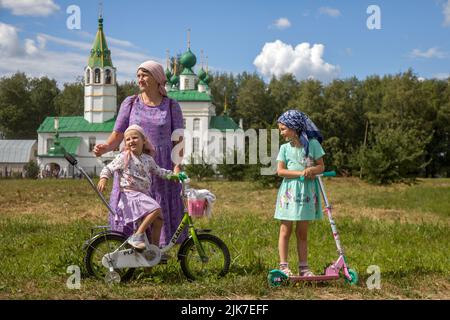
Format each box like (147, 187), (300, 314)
(275, 110), (325, 277)
(97, 124), (178, 250)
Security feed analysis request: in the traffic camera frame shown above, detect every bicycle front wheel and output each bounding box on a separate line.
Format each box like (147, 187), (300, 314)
(84, 233), (135, 282)
(179, 233), (230, 281)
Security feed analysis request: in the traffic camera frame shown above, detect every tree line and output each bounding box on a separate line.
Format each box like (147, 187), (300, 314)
(1, 70), (449, 183)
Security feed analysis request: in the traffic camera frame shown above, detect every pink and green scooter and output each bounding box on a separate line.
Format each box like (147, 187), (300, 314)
(268, 171), (359, 287)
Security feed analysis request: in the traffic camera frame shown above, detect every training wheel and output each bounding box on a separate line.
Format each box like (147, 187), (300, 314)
(105, 271), (121, 285)
(344, 268), (359, 286)
(267, 269), (289, 287)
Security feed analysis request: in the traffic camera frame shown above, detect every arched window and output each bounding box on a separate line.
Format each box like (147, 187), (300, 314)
(105, 69), (112, 84)
(183, 118), (186, 129)
(94, 68), (101, 83)
(193, 118), (200, 131)
(85, 69), (91, 84)
(193, 137), (200, 153)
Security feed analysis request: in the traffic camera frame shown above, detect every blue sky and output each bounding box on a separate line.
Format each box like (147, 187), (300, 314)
(1, 0), (449, 85)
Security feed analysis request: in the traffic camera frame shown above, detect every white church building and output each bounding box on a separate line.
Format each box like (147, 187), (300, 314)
(36, 16), (241, 177)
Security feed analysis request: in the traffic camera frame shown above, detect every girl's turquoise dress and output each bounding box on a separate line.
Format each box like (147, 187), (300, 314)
(274, 139), (325, 221)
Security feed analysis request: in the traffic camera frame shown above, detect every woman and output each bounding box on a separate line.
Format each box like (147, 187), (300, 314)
(93, 60), (185, 247)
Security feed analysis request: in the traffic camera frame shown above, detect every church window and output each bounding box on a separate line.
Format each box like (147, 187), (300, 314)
(89, 137), (96, 152)
(94, 69), (101, 83)
(193, 118), (200, 131)
(193, 137), (200, 153)
(183, 118), (186, 129)
(46, 139), (54, 152)
(85, 69), (91, 84)
(184, 78), (189, 89)
(105, 69), (112, 84)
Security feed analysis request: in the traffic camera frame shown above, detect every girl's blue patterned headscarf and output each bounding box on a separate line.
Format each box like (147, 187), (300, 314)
(277, 110), (323, 156)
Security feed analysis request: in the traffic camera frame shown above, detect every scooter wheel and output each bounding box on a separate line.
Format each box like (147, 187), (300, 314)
(105, 271), (121, 285)
(344, 268), (359, 285)
(267, 269), (289, 287)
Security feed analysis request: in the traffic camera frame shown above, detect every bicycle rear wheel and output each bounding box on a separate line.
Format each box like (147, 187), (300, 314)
(84, 233), (135, 282)
(178, 233), (230, 281)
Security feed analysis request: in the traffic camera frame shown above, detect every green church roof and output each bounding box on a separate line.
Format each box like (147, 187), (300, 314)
(88, 17), (113, 68)
(209, 114), (240, 131)
(39, 137), (81, 158)
(167, 90), (211, 102)
(37, 116), (116, 133)
(180, 67), (196, 76)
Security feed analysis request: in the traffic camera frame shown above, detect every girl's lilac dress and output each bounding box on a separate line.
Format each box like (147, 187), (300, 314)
(110, 95), (186, 246)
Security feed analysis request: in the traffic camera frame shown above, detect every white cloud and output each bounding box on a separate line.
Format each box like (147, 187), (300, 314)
(319, 7), (341, 17)
(253, 40), (340, 83)
(37, 33), (91, 51)
(271, 17), (291, 30)
(0, 22), (23, 56)
(0, 22), (161, 85)
(410, 47), (447, 59)
(433, 72), (450, 79)
(443, 0), (450, 26)
(0, 0), (59, 16)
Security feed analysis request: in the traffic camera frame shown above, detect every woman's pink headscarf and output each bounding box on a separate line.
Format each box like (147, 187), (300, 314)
(137, 60), (167, 96)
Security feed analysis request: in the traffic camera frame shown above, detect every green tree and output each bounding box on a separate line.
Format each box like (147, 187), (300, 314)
(117, 81), (139, 109)
(357, 123), (432, 184)
(29, 76), (59, 132)
(268, 73), (298, 122)
(0, 73), (58, 139)
(210, 72), (238, 118)
(236, 73), (270, 129)
(54, 81), (84, 116)
(0, 72), (32, 139)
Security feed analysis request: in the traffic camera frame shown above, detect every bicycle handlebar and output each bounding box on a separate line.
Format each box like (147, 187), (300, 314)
(64, 152), (78, 166)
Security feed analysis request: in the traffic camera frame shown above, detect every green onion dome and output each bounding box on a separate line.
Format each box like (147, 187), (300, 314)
(180, 48), (197, 69)
(203, 73), (211, 85)
(198, 67), (206, 81)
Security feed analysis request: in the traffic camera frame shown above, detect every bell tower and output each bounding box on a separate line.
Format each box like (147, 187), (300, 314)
(84, 14), (117, 123)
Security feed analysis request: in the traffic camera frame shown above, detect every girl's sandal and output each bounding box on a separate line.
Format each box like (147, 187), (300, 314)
(300, 270), (315, 277)
(280, 267), (294, 277)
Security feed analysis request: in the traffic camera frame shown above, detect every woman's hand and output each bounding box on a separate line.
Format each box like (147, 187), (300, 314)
(93, 143), (110, 157)
(97, 178), (107, 193)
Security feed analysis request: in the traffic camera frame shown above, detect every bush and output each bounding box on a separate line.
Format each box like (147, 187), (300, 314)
(23, 160), (39, 179)
(245, 163), (282, 188)
(216, 149), (248, 181)
(184, 155), (215, 181)
(357, 124), (432, 184)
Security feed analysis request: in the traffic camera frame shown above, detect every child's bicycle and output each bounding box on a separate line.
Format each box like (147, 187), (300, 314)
(63, 152), (231, 284)
(267, 171), (359, 287)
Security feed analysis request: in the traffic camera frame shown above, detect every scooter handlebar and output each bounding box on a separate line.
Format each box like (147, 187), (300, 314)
(299, 170), (336, 181)
(322, 171), (336, 177)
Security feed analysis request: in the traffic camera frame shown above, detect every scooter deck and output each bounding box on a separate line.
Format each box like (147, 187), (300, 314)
(268, 269), (340, 287)
(289, 274), (340, 282)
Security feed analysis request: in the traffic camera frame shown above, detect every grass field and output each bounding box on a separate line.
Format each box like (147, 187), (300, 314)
(0, 177), (449, 300)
